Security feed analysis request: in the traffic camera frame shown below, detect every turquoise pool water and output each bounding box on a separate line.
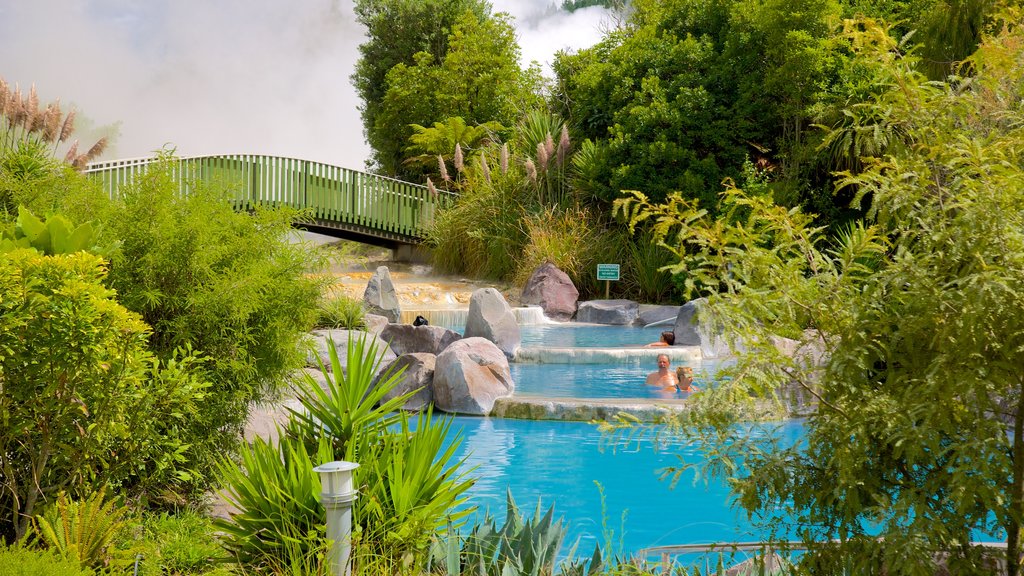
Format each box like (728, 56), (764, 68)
(441, 322), (669, 348)
(510, 362), (703, 400)
(519, 324), (668, 348)
(446, 416), (803, 555)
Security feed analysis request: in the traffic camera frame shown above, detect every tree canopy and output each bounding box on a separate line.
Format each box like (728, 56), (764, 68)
(617, 13), (1024, 574)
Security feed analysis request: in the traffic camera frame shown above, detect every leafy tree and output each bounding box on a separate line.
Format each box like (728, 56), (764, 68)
(617, 14), (1024, 574)
(352, 0), (491, 174)
(0, 249), (206, 542)
(554, 0), (845, 216)
(373, 9), (544, 181)
(101, 156), (326, 500)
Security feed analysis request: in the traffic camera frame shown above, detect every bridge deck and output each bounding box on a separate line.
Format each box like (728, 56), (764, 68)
(85, 154), (443, 246)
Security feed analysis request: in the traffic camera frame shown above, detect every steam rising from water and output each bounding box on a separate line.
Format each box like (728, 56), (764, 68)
(0, 0), (610, 168)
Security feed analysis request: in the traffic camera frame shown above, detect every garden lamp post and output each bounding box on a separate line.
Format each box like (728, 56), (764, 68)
(313, 461), (360, 576)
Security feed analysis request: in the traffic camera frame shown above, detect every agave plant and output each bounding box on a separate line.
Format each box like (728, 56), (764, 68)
(428, 490), (602, 576)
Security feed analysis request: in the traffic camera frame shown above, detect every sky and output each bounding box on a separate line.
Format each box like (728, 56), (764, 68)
(0, 0), (611, 169)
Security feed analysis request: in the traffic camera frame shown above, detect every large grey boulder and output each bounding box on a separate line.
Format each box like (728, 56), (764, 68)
(380, 323), (462, 356)
(306, 329), (396, 374)
(433, 338), (514, 415)
(372, 353), (436, 411)
(464, 288), (521, 360)
(362, 313), (390, 336)
(673, 299), (705, 346)
(636, 305), (681, 327)
(576, 299), (639, 325)
(362, 266), (401, 322)
(520, 262), (579, 321)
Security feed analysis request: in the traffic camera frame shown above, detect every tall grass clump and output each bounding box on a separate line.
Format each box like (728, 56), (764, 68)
(0, 78), (110, 172)
(514, 205), (622, 298)
(426, 111), (579, 283)
(316, 293), (366, 330)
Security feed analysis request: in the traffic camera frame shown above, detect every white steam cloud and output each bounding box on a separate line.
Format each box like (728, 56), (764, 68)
(0, 0), (609, 169)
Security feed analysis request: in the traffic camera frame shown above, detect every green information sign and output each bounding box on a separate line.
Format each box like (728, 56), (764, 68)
(596, 263), (620, 281)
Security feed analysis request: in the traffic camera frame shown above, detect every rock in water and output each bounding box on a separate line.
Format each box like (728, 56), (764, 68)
(379, 323), (461, 355)
(372, 352), (436, 411)
(576, 299), (639, 325)
(433, 338), (514, 415)
(464, 288), (521, 359)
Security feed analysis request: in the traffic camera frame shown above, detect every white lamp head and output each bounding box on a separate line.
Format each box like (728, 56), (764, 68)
(313, 460), (360, 496)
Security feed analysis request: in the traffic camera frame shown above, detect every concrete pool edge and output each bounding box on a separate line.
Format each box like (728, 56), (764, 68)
(514, 345), (703, 364)
(492, 394), (690, 422)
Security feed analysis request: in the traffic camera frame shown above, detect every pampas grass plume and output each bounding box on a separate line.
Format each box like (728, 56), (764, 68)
(480, 153), (491, 184)
(438, 154), (450, 181)
(536, 141), (548, 170)
(427, 177), (438, 198)
(525, 158), (537, 182)
(454, 143), (465, 172)
(59, 109), (75, 143)
(500, 143), (509, 175)
(557, 125), (570, 167)
(64, 140), (79, 164)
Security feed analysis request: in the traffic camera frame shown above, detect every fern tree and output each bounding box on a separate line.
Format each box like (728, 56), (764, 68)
(617, 14), (1024, 575)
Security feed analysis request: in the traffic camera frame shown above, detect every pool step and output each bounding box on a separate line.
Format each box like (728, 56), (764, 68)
(514, 346), (701, 364)
(492, 395), (689, 422)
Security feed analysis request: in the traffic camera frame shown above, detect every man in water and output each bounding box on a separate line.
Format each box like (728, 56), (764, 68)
(646, 354), (679, 389)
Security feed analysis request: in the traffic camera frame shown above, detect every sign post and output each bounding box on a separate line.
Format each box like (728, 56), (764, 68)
(596, 263), (620, 299)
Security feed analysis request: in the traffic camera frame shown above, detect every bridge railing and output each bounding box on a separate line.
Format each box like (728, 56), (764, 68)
(85, 154), (440, 240)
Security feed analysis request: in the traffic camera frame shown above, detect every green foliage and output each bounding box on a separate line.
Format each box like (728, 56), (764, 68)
(102, 154), (325, 501)
(515, 205), (624, 299)
(353, 0), (491, 175)
(0, 543), (93, 576)
(0, 205), (107, 255)
(315, 294), (366, 330)
(32, 487), (133, 572)
(369, 8), (544, 180)
(128, 511), (229, 576)
(405, 116), (505, 185)
(619, 14), (1024, 575)
(215, 434), (331, 570)
(0, 249), (206, 543)
(427, 168), (529, 281)
(218, 336), (474, 573)
(427, 491), (601, 576)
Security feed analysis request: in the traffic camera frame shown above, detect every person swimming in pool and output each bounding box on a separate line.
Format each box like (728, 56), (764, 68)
(676, 366), (699, 392)
(646, 331), (675, 347)
(645, 353), (679, 390)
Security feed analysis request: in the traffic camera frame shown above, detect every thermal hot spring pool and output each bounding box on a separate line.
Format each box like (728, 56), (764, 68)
(444, 416), (804, 556)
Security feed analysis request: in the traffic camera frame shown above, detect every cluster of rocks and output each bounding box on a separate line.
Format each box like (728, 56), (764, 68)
(316, 264), (718, 417)
(304, 272), (523, 416)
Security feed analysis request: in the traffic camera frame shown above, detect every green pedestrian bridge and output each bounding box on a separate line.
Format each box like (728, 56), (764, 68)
(85, 154), (439, 248)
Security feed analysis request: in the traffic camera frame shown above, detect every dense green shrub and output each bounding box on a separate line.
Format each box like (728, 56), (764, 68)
(128, 511), (229, 576)
(101, 155), (326, 501)
(316, 294), (366, 330)
(0, 249), (205, 542)
(0, 543), (93, 576)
